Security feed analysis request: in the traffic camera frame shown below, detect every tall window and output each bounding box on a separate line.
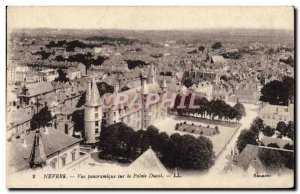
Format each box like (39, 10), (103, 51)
(95, 121), (99, 127)
(61, 157), (66, 167)
(95, 107), (98, 112)
(95, 128), (99, 133)
(95, 113), (98, 118)
(72, 151), (76, 162)
(50, 160), (56, 169)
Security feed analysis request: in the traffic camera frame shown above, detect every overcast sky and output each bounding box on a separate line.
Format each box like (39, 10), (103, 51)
(7, 7), (294, 32)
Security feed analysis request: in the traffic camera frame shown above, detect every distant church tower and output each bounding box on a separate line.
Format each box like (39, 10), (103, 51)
(84, 77), (102, 144)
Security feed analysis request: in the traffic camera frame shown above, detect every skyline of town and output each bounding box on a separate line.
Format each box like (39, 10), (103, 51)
(6, 7), (295, 189)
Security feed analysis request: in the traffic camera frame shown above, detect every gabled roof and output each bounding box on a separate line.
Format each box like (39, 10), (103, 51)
(129, 147), (169, 175)
(248, 158), (266, 173)
(237, 144), (259, 170)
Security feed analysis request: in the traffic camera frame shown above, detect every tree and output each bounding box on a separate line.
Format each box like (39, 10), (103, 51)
(282, 76), (294, 103)
(72, 109), (84, 133)
(258, 148), (288, 170)
(236, 129), (258, 153)
(30, 106), (53, 130)
(228, 106), (238, 122)
(198, 45), (205, 52)
(198, 97), (209, 118)
(182, 135), (214, 170)
(212, 42), (223, 50)
(171, 134), (214, 170)
(262, 125), (275, 137)
(233, 102), (246, 122)
(260, 80), (290, 105)
(283, 143), (294, 150)
(157, 132), (170, 158)
(98, 122), (137, 161)
(267, 143), (280, 148)
(141, 126), (160, 152)
(54, 69), (69, 83)
(120, 86), (130, 92)
(286, 121), (294, 140)
(250, 117), (264, 135)
(76, 92), (86, 108)
(276, 121), (287, 136)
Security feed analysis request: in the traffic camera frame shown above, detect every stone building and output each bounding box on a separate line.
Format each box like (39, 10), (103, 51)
(258, 102), (294, 128)
(84, 77), (102, 144)
(7, 127), (83, 174)
(83, 64), (169, 143)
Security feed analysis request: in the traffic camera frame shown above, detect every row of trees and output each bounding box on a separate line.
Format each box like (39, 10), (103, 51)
(262, 121), (294, 140)
(171, 95), (246, 123)
(98, 123), (215, 170)
(258, 146), (294, 170)
(236, 117), (294, 153)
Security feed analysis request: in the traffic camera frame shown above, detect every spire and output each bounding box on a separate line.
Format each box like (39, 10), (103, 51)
(86, 76), (101, 107)
(148, 64), (155, 84)
(148, 64), (155, 78)
(29, 130), (46, 168)
(161, 77), (167, 89)
(141, 79), (149, 95)
(85, 80), (91, 103)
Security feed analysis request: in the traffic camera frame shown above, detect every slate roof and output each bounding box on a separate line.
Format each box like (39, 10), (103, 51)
(19, 82), (54, 97)
(7, 108), (33, 129)
(7, 128), (82, 173)
(237, 144), (259, 170)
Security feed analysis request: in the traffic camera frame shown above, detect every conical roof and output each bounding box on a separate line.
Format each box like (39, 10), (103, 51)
(86, 77), (101, 107)
(29, 130), (46, 168)
(148, 64), (155, 78)
(141, 79), (149, 95)
(161, 77), (167, 88)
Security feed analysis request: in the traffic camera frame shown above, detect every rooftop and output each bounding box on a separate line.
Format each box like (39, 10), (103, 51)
(7, 128), (82, 173)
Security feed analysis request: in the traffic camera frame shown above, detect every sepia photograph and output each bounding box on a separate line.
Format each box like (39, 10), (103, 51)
(6, 6), (295, 189)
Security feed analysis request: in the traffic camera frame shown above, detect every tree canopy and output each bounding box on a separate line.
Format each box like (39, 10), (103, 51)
(212, 42), (223, 50)
(260, 77), (294, 105)
(98, 123), (215, 170)
(236, 129), (258, 153)
(30, 106), (53, 130)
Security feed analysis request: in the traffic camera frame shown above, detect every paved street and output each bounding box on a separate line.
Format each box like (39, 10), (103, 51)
(208, 103), (259, 175)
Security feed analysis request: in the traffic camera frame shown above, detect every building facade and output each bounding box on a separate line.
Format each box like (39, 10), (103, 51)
(258, 102), (294, 128)
(84, 64), (169, 143)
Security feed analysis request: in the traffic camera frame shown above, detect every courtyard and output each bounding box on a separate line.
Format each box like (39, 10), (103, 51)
(153, 115), (241, 157)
